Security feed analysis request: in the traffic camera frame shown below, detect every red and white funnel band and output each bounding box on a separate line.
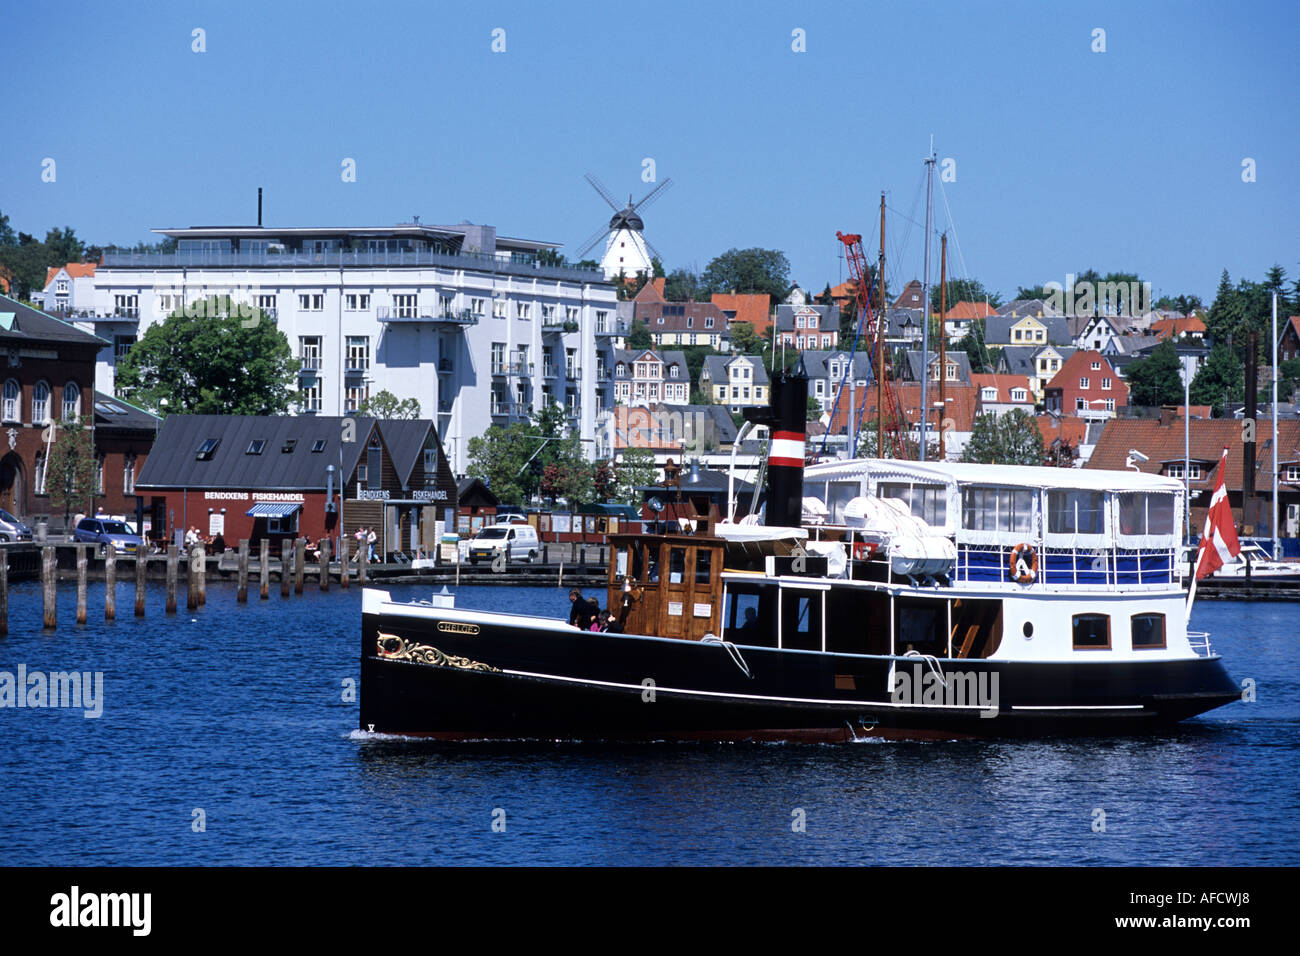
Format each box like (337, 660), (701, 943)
(769, 430), (806, 468)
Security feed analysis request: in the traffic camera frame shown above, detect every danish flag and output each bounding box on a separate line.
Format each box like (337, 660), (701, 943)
(1193, 447), (1241, 580)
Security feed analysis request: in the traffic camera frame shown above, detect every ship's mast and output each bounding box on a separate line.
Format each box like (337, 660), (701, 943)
(919, 145), (936, 461)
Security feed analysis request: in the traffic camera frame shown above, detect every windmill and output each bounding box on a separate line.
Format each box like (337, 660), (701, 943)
(575, 173), (673, 280)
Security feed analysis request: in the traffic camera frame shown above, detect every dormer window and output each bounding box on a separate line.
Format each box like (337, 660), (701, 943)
(246, 439), (266, 455)
(196, 438), (220, 460)
(311, 439), (327, 453)
(982, 387), (997, 401)
(1091, 361), (1101, 370)
(1011, 388), (1027, 402)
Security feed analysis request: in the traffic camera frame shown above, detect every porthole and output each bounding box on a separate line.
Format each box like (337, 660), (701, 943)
(1022, 621), (1034, 639)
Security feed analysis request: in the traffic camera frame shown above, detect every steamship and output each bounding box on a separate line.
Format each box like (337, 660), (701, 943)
(359, 366), (1240, 741)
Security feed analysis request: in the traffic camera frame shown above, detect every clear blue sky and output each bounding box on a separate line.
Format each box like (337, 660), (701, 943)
(4, 0), (1296, 303)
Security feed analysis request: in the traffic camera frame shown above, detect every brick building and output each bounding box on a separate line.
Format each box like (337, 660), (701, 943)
(0, 295), (157, 529)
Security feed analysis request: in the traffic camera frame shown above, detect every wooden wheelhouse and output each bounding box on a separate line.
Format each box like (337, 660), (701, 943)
(607, 533), (725, 640)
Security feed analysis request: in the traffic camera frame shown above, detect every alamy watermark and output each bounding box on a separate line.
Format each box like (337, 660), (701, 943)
(891, 662), (999, 718)
(0, 665), (103, 718)
(1042, 274), (1153, 319)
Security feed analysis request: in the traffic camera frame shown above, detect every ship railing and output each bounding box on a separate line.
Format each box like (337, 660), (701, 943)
(953, 543), (1177, 588)
(1186, 630), (1214, 658)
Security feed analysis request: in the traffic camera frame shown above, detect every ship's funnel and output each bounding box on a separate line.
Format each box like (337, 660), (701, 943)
(745, 357), (809, 527)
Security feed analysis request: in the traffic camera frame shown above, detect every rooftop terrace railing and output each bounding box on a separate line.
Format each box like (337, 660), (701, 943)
(99, 248), (607, 282)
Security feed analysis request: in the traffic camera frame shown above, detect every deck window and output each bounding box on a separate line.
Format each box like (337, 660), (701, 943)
(1131, 613), (1166, 649)
(695, 549), (712, 585)
(962, 486), (1033, 533)
(881, 482), (948, 526)
(668, 547), (686, 584)
(725, 585), (776, 647)
(781, 589), (822, 652)
(1048, 490), (1104, 535)
(1118, 493), (1176, 536)
(1072, 613), (1111, 649)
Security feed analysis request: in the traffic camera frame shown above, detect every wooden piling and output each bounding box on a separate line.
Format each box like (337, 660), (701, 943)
(42, 545), (56, 629)
(237, 539), (249, 603)
(187, 545), (199, 611)
(259, 538), (270, 600)
(280, 541), (291, 597)
(0, 549), (7, 637)
(104, 543), (116, 621)
(166, 545), (178, 614)
(294, 538), (306, 595)
(339, 536), (350, 589)
(358, 540), (368, 584)
(135, 546), (146, 617)
(76, 546), (88, 625)
(319, 538), (330, 592)
(197, 546), (206, 606)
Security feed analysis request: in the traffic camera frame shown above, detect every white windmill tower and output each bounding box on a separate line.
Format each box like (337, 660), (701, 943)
(575, 173), (674, 280)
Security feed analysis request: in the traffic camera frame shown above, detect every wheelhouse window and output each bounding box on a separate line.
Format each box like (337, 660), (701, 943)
(1072, 613), (1111, 649)
(1048, 490), (1104, 535)
(1118, 493), (1176, 536)
(1131, 613), (1166, 649)
(881, 482), (948, 526)
(962, 486), (1033, 533)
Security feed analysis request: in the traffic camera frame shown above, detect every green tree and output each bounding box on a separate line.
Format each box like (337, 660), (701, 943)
(625, 319), (653, 350)
(0, 233), (54, 300)
(358, 390), (421, 419)
(729, 321), (765, 355)
(955, 319), (995, 372)
(1205, 269), (1240, 347)
(1123, 339), (1184, 406)
(664, 267), (701, 302)
(933, 277), (1002, 311)
(961, 409), (1045, 466)
(699, 248), (790, 300)
(44, 227), (85, 264)
(1278, 358), (1300, 403)
(44, 417), (99, 526)
(115, 296), (297, 415)
(650, 257), (666, 278)
(615, 447), (657, 505)
(1190, 343), (1244, 416)
(1014, 284), (1055, 302)
(0, 209), (15, 246)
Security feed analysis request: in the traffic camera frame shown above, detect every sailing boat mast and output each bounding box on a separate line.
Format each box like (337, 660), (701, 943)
(878, 191), (886, 455)
(919, 145), (936, 461)
(939, 231), (947, 444)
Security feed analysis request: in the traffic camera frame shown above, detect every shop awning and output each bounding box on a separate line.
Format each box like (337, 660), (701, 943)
(246, 502), (303, 518)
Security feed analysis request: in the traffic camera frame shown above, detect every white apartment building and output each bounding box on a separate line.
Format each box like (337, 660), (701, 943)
(82, 222), (619, 472)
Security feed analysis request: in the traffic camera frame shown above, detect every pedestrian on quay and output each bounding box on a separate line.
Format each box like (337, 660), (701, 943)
(366, 527), (378, 563)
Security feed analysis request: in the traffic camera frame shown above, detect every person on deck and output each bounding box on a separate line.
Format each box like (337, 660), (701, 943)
(568, 589), (600, 630)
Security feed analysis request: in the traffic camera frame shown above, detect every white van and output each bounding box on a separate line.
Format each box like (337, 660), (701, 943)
(467, 522), (540, 564)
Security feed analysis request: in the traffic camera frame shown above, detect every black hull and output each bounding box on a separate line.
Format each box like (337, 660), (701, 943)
(358, 609), (1241, 741)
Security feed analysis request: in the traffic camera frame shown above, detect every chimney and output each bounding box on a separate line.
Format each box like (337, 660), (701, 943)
(1158, 406), (1177, 427)
(257, 187), (263, 227)
(744, 356), (809, 527)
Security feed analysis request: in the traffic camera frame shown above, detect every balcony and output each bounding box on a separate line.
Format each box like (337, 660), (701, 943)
(595, 320), (629, 337)
(299, 356), (322, 374)
(344, 359), (369, 377)
(491, 361), (533, 377)
(99, 247), (606, 283)
(566, 367), (581, 381)
(376, 306), (479, 327)
(438, 357), (454, 373)
(543, 364), (557, 380)
(543, 319), (581, 334)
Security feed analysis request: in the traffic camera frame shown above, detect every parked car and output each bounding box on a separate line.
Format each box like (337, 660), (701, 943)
(73, 517), (145, 555)
(467, 523), (540, 565)
(0, 508), (33, 542)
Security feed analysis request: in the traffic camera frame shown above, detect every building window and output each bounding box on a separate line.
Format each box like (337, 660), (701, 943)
(393, 294), (417, 318)
(493, 300), (508, 319)
(156, 294), (177, 316)
(1167, 463), (1202, 480)
(32, 381), (51, 424)
(569, 307), (582, 323)
(114, 335), (136, 362)
(345, 293), (371, 311)
(1091, 361), (1101, 370)
(62, 382), (81, 421)
(298, 293), (324, 311)
(492, 342), (506, 373)
(95, 453), (104, 496)
(1, 379), (17, 422)
(1286, 465), (1300, 482)
(981, 387), (997, 401)
(345, 383), (368, 413)
(34, 451), (47, 495)
(256, 294), (278, 316)
(1080, 377), (1090, 389)
(299, 336), (322, 370)
(299, 378), (322, 413)
(1011, 389), (1027, 402)
(516, 302), (532, 320)
(471, 297), (486, 316)
(1072, 613), (1111, 649)
(114, 294), (139, 318)
(123, 454), (136, 495)
(346, 336), (370, 371)
(440, 294), (455, 316)
(1104, 398), (1115, 411)
(246, 439), (266, 455)
(423, 447), (437, 485)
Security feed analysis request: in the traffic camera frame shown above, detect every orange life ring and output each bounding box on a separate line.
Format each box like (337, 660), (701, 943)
(852, 542), (877, 561)
(1009, 543), (1037, 584)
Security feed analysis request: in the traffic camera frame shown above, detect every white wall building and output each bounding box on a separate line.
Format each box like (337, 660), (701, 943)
(82, 222), (618, 473)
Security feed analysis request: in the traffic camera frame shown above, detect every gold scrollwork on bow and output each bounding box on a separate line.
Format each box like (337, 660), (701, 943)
(375, 632), (500, 672)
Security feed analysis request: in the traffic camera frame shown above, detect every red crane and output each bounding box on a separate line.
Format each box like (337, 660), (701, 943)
(836, 230), (906, 458)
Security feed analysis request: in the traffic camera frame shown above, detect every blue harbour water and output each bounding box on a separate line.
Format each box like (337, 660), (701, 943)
(0, 579), (1295, 866)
